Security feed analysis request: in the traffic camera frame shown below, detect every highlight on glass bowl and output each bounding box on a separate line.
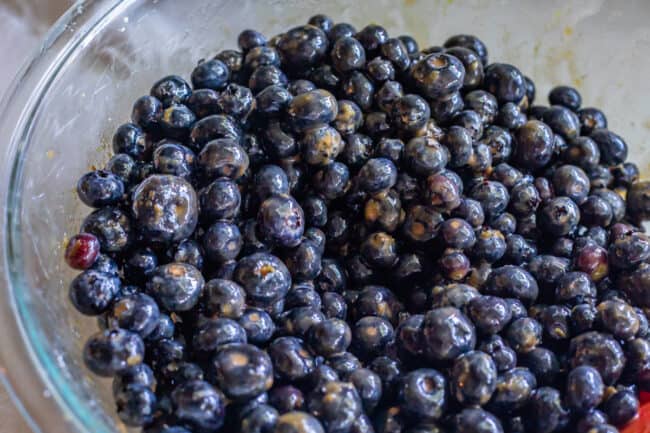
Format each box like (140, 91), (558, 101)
(1, 2), (650, 433)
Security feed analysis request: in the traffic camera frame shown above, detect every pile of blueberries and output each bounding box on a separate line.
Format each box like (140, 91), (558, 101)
(64, 14), (650, 433)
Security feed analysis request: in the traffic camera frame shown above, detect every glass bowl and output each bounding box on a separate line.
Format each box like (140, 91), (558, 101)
(1, 1), (650, 432)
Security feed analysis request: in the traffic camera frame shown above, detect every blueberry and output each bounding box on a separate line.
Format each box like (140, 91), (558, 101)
(597, 299), (640, 340)
(278, 306), (324, 338)
(411, 53), (465, 98)
(172, 380), (226, 432)
(451, 350), (498, 406)
(602, 389), (639, 427)
(77, 170), (124, 208)
(478, 335), (517, 373)
(429, 91), (464, 124)
(322, 292), (347, 321)
(590, 129), (628, 165)
(329, 23), (357, 41)
(268, 337), (314, 381)
(315, 259), (347, 293)
(331, 37), (366, 73)
(352, 316), (394, 359)
(404, 137), (449, 177)
(83, 328), (144, 376)
(430, 283), (480, 309)
(577, 107), (608, 135)
(249, 65), (288, 94)
(444, 34), (488, 64)
(307, 65), (340, 93)
(563, 136), (601, 170)
(520, 347), (561, 387)
(484, 265), (538, 305)
(356, 24), (389, 56)
(425, 172), (462, 211)
(445, 46), (484, 89)
(147, 262), (204, 312)
(539, 196), (580, 236)
(132, 174), (198, 244)
(469, 180), (509, 219)
(391, 94), (430, 132)
(508, 181), (541, 217)
(274, 411), (325, 433)
(399, 368), (447, 421)
(146, 314), (175, 342)
(193, 318), (247, 352)
(152, 141), (195, 179)
(488, 367), (536, 415)
(203, 221), (242, 263)
(211, 343), (273, 401)
(307, 381), (363, 433)
(198, 178), (240, 221)
(328, 351), (362, 379)
(186, 88), (221, 118)
(300, 124), (344, 166)
(569, 331), (625, 385)
(132, 95), (163, 132)
(566, 366), (605, 413)
(452, 109), (484, 139)
(467, 296), (512, 335)
(541, 105), (581, 140)
(277, 25), (329, 72)
(239, 309), (276, 345)
(286, 89), (338, 132)
(381, 38), (411, 72)
(341, 71), (375, 111)
(151, 75), (192, 107)
(257, 195), (304, 248)
(423, 307), (476, 361)
(513, 120), (554, 169)
(197, 138), (249, 181)
(504, 317), (542, 354)
(453, 408), (503, 433)
(549, 86), (581, 111)
(581, 195), (613, 227)
(496, 102), (527, 130)
(555, 271), (597, 305)
(483, 63), (525, 103)
(361, 231), (398, 268)
(217, 83), (254, 121)
(238, 29), (267, 51)
(115, 384), (157, 426)
(108, 293), (160, 338)
(69, 269), (121, 315)
(525, 387), (570, 433)
(113, 123), (149, 160)
(269, 385), (304, 414)
(112, 363), (156, 397)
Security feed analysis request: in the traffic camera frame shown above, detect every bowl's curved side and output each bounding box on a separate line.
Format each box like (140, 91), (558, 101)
(0, 3), (129, 433)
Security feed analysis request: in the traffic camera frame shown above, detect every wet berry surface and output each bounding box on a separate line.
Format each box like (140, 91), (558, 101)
(64, 15), (650, 433)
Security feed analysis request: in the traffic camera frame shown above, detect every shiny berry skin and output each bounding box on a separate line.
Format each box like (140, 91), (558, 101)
(525, 387), (570, 433)
(405, 137), (449, 177)
(352, 316), (394, 359)
(202, 278), (246, 319)
(197, 138), (249, 181)
(484, 63), (525, 103)
(361, 231), (398, 268)
(505, 317), (542, 354)
(277, 25), (329, 72)
(189, 114), (242, 149)
(398, 368), (447, 421)
(467, 296), (512, 335)
(268, 337), (314, 381)
(274, 411), (325, 433)
(566, 366), (605, 413)
(153, 141), (195, 179)
(569, 331), (625, 385)
(451, 350), (497, 406)
(555, 271), (597, 305)
(77, 170), (124, 208)
(444, 34), (488, 64)
(513, 120), (555, 169)
(452, 109), (484, 139)
(186, 88), (220, 118)
(597, 300), (640, 341)
(478, 335), (517, 373)
(549, 85), (581, 110)
(257, 195), (304, 248)
(115, 384), (157, 426)
(485, 265), (539, 305)
(423, 307), (476, 362)
(348, 368), (382, 413)
(172, 380), (226, 432)
(552, 165), (590, 205)
(307, 318), (351, 358)
(542, 105), (581, 139)
(577, 107), (608, 136)
(453, 408), (504, 433)
(539, 196), (580, 236)
(446, 46), (484, 89)
(199, 178), (241, 222)
(391, 94), (430, 132)
(113, 123), (149, 160)
(108, 293), (160, 338)
(202, 221), (242, 263)
(132, 174), (198, 244)
(193, 318), (247, 352)
(590, 129), (628, 165)
(159, 104), (196, 139)
(151, 75), (191, 107)
(65, 233), (101, 270)
(497, 102), (527, 130)
(443, 125), (473, 168)
(301, 125), (344, 166)
(470, 180), (510, 219)
(217, 83), (254, 120)
(488, 367), (536, 415)
(521, 347), (561, 387)
(286, 89), (338, 132)
(238, 309), (275, 345)
(411, 52), (466, 98)
(331, 37), (366, 73)
(83, 328), (144, 376)
(191, 59), (229, 91)
(238, 29), (267, 51)
(354, 285), (403, 325)
(307, 381), (363, 433)
(429, 91), (464, 124)
(248, 65), (289, 94)
(69, 269), (121, 315)
(211, 343), (273, 401)
(132, 95), (163, 132)
(603, 390), (639, 427)
(147, 263), (204, 312)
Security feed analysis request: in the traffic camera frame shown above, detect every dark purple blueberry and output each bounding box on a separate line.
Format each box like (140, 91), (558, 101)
(249, 65), (288, 94)
(548, 85), (581, 110)
(430, 91), (464, 124)
(452, 109), (484, 140)
(172, 380), (226, 432)
(186, 88), (220, 118)
(132, 95), (163, 132)
(478, 335), (517, 373)
(569, 331), (625, 385)
(108, 293), (160, 338)
(202, 221), (242, 263)
(115, 384), (157, 426)
(277, 25), (329, 72)
(151, 75), (191, 107)
(234, 253), (291, 303)
(238, 29), (267, 51)
(469, 180), (509, 219)
(199, 178), (241, 221)
(211, 343), (273, 401)
(191, 59), (229, 90)
(423, 307), (476, 361)
(132, 174), (198, 244)
(257, 195), (304, 248)
(539, 196), (580, 236)
(505, 317), (542, 354)
(597, 299), (640, 340)
(398, 368), (447, 421)
(352, 316), (394, 359)
(524, 387), (570, 433)
(513, 120), (554, 169)
(239, 309), (275, 345)
(331, 37), (366, 73)
(301, 124), (344, 166)
(444, 34), (488, 65)
(83, 328), (144, 376)
(590, 129), (628, 165)
(484, 265), (538, 305)
(268, 337), (314, 381)
(566, 366), (605, 413)
(77, 170), (124, 208)
(451, 350), (498, 406)
(411, 52), (466, 98)
(453, 408), (503, 433)
(578, 107), (608, 135)
(489, 367), (536, 415)
(602, 390), (639, 427)
(147, 263), (203, 312)
(113, 123), (149, 160)
(521, 347), (561, 387)
(69, 269), (121, 315)
(404, 137), (449, 177)
(484, 63), (525, 103)
(334, 99), (363, 135)
(197, 138), (249, 181)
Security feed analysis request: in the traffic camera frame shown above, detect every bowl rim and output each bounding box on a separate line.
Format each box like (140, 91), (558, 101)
(0, 1), (131, 432)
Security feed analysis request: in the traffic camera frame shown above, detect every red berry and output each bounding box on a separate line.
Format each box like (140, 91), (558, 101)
(65, 233), (100, 270)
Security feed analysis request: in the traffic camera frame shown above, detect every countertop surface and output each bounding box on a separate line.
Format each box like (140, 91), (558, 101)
(0, 4), (71, 432)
